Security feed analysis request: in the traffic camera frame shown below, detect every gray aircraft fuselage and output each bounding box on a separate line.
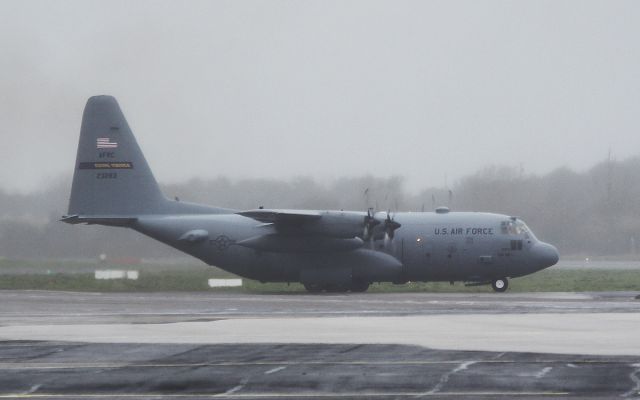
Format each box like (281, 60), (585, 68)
(132, 211), (557, 286)
(63, 96), (559, 292)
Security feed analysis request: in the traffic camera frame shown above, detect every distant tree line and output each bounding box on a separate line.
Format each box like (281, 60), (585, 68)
(1, 156), (639, 259)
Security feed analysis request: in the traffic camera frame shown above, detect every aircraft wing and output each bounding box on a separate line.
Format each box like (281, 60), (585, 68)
(237, 209), (323, 225)
(236, 209), (369, 252)
(238, 208), (381, 246)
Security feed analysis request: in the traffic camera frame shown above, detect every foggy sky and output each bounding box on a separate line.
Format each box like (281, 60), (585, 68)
(1, 0), (639, 194)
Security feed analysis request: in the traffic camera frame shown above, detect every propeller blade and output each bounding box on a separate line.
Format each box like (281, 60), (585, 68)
(362, 207), (381, 242)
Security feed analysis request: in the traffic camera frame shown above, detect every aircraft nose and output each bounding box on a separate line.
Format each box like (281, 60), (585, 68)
(532, 242), (559, 269)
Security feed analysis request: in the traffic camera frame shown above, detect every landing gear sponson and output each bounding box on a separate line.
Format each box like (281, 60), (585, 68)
(303, 278), (510, 294)
(303, 281), (370, 293)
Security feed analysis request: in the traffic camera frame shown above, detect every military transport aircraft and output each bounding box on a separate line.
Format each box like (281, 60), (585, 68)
(62, 96), (559, 293)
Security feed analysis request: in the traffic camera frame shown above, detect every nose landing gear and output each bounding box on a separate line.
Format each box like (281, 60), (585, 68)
(491, 277), (508, 292)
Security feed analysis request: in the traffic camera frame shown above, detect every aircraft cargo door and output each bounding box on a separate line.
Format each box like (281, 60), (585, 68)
(429, 239), (462, 281)
(420, 241), (433, 280)
(400, 233), (434, 281)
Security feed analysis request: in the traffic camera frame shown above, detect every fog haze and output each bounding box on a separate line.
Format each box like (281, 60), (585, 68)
(1, 0), (639, 193)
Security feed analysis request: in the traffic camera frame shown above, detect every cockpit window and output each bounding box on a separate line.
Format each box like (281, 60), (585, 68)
(501, 219), (535, 240)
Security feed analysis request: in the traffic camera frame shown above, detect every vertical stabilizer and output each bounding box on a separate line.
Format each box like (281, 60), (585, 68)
(68, 96), (167, 216)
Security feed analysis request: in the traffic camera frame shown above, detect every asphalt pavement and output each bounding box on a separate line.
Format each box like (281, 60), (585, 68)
(0, 290), (638, 399)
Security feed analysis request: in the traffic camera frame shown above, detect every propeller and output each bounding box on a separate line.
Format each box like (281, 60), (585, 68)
(360, 186), (402, 252)
(362, 209), (401, 252)
(382, 210), (401, 252)
(383, 210), (401, 240)
(362, 207), (380, 248)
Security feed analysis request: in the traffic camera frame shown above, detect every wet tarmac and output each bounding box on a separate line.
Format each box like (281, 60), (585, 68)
(1, 342), (639, 399)
(0, 290), (638, 399)
(0, 290), (638, 325)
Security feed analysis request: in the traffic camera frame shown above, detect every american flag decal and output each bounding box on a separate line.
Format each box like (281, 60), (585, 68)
(96, 137), (118, 149)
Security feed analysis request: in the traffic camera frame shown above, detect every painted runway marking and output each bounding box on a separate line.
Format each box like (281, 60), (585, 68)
(622, 363), (640, 397)
(222, 377), (248, 396)
(22, 384), (41, 395)
(517, 366), (554, 379)
(535, 366), (553, 379)
(426, 361), (476, 394)
(264, 366), (286, 375)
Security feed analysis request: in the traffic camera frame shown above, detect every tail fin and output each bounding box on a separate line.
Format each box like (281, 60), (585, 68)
(67, 96), (167, 216)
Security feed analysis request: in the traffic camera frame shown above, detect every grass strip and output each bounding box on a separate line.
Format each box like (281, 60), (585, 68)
(0, 268), (638, 293)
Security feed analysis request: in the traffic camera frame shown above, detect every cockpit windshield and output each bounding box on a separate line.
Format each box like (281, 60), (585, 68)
(502, 218), (537, 240)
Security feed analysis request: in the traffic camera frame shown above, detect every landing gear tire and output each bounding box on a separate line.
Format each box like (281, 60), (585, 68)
(303, 283), (323, 293)
(350, 280), (370, 293)
(491, 277), (508, 293)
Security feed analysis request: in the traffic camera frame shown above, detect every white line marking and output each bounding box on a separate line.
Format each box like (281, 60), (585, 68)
(535, 367), (553, 379)
(264, 366), (286, 375)
(493, 352), (506, 359)
(452, 361), (475, 374)
(427, 361), (476, 394)
(222, 377), (249, 396)
(23, 384), (41, 395)
(622, 363), (640, 397)
(223, 385), (244, 395)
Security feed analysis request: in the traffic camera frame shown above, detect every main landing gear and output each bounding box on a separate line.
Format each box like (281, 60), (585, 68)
(303, 280), (370, 293)
(349, 279), (370, 293)
(303, 283), (323, 293)
(491, 277), (508, 293)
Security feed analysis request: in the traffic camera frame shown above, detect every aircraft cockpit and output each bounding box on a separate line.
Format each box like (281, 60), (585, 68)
(502, 218), (537, 241)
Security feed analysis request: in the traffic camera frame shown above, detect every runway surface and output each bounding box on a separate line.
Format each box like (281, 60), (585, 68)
(1, 290), (639, 323)
(0, 290), (639, 398)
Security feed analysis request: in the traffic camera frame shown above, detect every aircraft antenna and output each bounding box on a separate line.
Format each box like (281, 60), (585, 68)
(363, 187), (371, 209)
